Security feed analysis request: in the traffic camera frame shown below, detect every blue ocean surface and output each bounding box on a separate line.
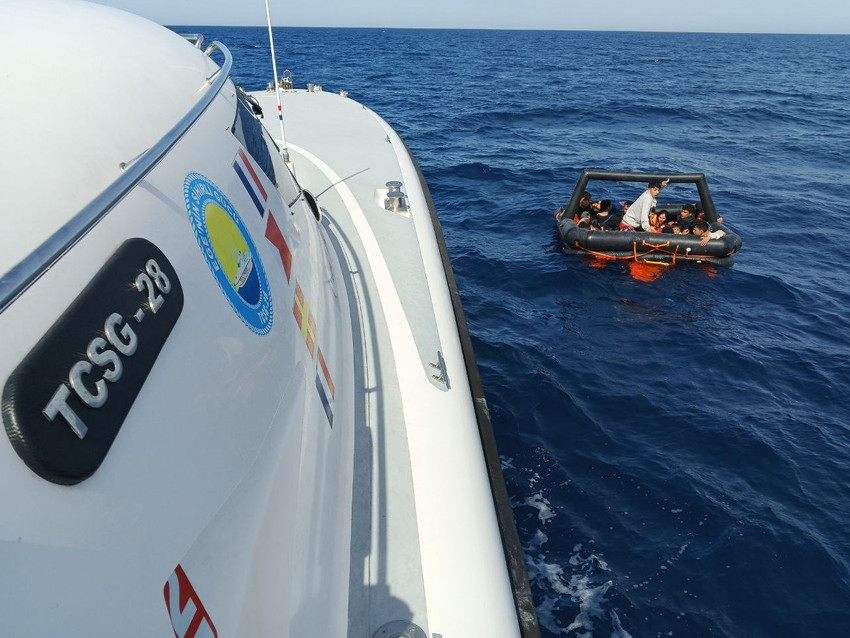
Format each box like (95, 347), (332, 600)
(180, 26), (850, 636)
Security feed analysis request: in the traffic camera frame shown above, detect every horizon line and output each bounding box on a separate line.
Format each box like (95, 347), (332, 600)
(164, 24), (850, 36)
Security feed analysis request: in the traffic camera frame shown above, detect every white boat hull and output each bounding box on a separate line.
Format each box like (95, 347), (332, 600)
(0, 2), (538, 636)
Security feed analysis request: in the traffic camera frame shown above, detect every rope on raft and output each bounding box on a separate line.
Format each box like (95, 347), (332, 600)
(571, 239), (712, 263)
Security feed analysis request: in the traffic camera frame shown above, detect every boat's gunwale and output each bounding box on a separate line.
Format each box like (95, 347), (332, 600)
(403, 139), (541, 637)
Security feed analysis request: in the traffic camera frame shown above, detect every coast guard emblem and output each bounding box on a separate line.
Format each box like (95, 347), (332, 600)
(184, 173), (273, 335)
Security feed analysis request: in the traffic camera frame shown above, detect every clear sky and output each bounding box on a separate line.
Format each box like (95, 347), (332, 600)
(92, 0), (850, 34)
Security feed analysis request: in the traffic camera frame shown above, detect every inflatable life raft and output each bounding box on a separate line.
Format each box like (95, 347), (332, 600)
(555, 170), (743, 267)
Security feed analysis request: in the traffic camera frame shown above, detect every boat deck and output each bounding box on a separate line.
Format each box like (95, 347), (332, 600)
(250, 87), (520, 636)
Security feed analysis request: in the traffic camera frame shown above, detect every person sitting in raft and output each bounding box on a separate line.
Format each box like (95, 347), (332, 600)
(579, 191), (593, 212)
(599, 200), (627, 230)
(660, 211), (677, 234)
(655, 210), (670, 233)
(678, 204), (697, 233)
(597, 200), (621, 230)
(692, 220), (726, 246)
(570, 191), (592, 222)
(584, 199), (617, 229)
(555, 190), (592, 221)
(578, 191), (597, 221)
(578, 198), (619, 229)
(694, 203), (724, 225)
(619, 179), (669, 231)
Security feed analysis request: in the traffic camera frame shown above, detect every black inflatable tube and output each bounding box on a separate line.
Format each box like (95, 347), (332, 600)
(561, 248), (735, 267)
(556, 217), (741, 267)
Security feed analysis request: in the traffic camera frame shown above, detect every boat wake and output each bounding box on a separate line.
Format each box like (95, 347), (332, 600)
(506, 464), (633, 638)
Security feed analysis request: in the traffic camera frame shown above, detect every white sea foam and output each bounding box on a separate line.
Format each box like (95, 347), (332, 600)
(564, 576), (612, 634)
(525, 491), (556, 523)
(530, 529), (549, 551)
(513, 456), (633, 635)
(610, 609), (633, 638)
(524, 517), (630, 636)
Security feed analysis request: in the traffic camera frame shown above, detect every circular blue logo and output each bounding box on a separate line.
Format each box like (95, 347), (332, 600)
(184, 173), (273, 335)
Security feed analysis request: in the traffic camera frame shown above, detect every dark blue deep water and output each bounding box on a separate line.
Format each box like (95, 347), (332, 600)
(181, 26), (850, 637)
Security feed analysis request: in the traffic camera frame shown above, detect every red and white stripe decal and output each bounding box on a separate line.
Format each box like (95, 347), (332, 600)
(164, 565), (218, 638)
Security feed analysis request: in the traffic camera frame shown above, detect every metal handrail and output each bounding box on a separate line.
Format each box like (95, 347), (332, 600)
(0, 41), (233, 315)
(182, 34), (205, 49)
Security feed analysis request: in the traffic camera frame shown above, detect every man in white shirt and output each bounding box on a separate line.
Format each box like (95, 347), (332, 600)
(619, 179), (669, 231)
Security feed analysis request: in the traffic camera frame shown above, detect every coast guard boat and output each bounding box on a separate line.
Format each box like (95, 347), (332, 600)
(0, 1), (539, 636)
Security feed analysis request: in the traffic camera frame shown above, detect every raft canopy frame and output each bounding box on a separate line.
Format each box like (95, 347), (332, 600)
(564, 169), (720, 224)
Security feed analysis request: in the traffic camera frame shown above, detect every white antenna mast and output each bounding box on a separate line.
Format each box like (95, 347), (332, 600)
(263, 0), (290, 163)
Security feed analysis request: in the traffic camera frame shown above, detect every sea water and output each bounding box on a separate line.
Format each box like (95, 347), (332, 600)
(180, 26), (850, 637)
